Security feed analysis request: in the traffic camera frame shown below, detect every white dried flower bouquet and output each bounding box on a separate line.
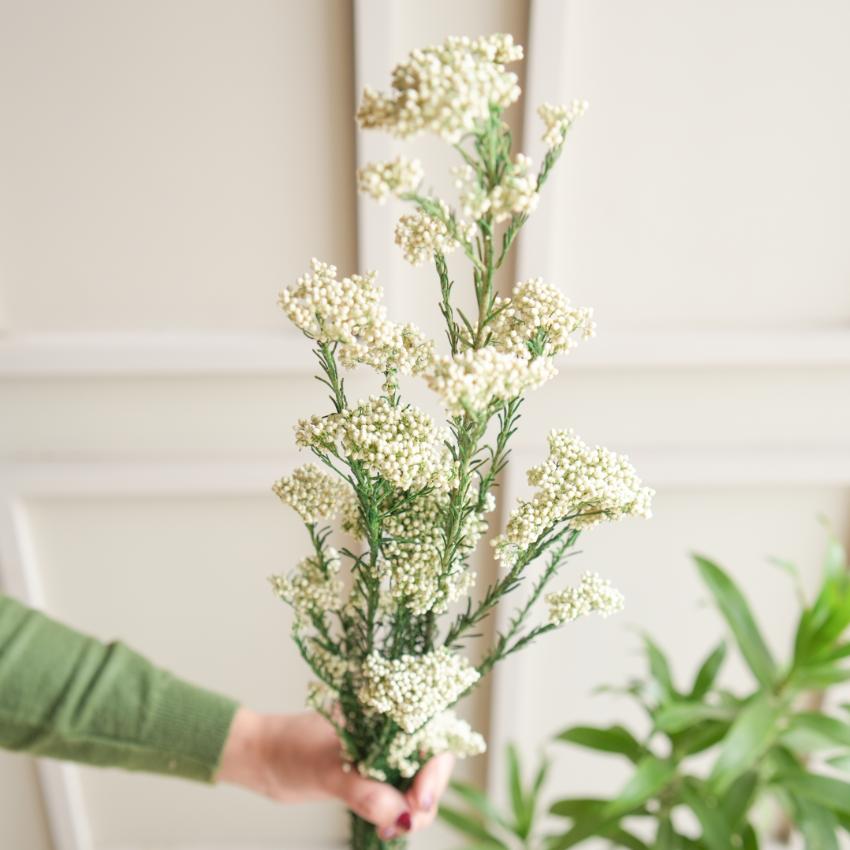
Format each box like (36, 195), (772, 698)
(270, 33), (653, 850)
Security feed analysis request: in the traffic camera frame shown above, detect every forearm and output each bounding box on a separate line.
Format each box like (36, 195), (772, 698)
(0, 595), (238, 782)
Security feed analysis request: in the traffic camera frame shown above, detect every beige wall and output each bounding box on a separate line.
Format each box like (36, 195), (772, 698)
(1, 1), (849, 849)
(0, 0), (357, 332)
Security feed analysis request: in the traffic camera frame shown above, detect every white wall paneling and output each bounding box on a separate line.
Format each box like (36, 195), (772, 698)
(0, 500), (94, 850)
(5, 327), (850, 377)
(3, 1), (850, 848)
(354, 0), (402, 312)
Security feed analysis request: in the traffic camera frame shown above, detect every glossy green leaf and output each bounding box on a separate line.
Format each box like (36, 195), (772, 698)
(780, 771), (850, 817)
(679, 839), (708, 850)
(795, 538), (850, 663)
(439, 805), (509, 848)
(607, 826), (651, 850)
(720, 771), (758, 829)
(654, 819), (676, 850)
(549, 798), (607, 819)
(690, 642), (727, 700)
(827, 754), (850, 773)
(695, 555), (777, 688)
(655, 702), (730, 734)
(556, 724), (644, 762)
(812, 642), (850, 664)
(506, 743), (532, 839)
(529, 755), (550, 823)
(824, 536), (848, 579)
(670, 719), (730, 756)
(545, 815), (647, 850)
(545, 759), (671, 850)
(740, 824), (760, 850)
(449, 780), (511, 833)
(708, 695), (781, 793)
(763, 742), (801, 776)
(816, 586), (850, 650)
(792, 794), (840, 850)
(654, 820), (705, 850)
(644, 634), (676, 699)
(605, 756), (676, 817)
(789, 663), (850, 689)
(834, 810), (850, 834)
(681, 779), (732, 850)
(782, 712), (850, 753)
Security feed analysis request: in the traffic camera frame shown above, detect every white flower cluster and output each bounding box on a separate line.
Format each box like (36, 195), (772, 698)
(454, 153), (539, 223)
(306, 680), (337, 714)
(382, 495), (485, 615)
(538, 99), (589, 149)
(494, 429), (654, 565)
(338, 319), (434, 376)
(359, 647), (480, 733)
(395, 204), (463, 266)
(279, 258), (382, 344)
(309, 643), (351, 689)
(427, 347), (557, 415)
(280, 259), (438, 376)
(546, 571), (625, 626)
(272, 463), (349, 523)
(357, 156), (423, 203)
(296, 397), (453, 492)
(269, 550), (343, 627)
(357, 34), (523, 143)
(387, 711), (486, 778)
(492, 278), (596, 358)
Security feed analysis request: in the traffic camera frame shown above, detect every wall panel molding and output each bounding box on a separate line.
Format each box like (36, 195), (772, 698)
(353, 0), (401, 311)
(3, 328), (850, 377)
(0, 499), (94, 850)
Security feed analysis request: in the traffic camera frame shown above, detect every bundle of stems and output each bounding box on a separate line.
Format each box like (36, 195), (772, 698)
(271, 34), (653, 850)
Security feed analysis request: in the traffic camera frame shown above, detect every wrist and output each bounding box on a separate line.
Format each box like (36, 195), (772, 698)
(216, 707), (274, 795)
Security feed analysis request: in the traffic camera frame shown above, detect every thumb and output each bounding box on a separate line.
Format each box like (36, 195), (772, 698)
(333, 769), (412, 840)
(408, 752), (455, 828)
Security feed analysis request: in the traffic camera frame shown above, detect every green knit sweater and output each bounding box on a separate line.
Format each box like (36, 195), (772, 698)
(0, 594), (238, 782)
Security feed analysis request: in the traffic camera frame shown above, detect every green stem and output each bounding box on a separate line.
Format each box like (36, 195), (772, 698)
(316, 341), (347, 412)
(475, 397), (522, 511)
(473, 216), (495, 348)
(349, 811), (407, 850)
(436, 252), (463, 354)
(477, 529), (579, 675)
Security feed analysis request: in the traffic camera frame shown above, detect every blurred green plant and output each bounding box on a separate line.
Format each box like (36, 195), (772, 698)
(440, 535), (850, 849)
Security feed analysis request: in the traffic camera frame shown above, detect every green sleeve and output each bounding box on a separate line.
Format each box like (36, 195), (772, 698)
(0, 594), (238, 783)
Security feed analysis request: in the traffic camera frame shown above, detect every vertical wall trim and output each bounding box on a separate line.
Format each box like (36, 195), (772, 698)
(514, 0), (572, 286)
(0, 499), (94, 850)
(353, 0), (402, 313)
(487, 0), (571, 798)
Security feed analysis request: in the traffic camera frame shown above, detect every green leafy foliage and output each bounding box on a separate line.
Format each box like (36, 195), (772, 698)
(442, 535), (850, 849)
(693, 555), (777, 688)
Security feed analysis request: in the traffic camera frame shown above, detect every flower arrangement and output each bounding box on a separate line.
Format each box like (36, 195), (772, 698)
(270, 33), (654, 850)
(442, 536), (850, 850)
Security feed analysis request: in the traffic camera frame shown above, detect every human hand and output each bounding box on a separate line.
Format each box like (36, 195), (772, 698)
(217, 708), (454, 841)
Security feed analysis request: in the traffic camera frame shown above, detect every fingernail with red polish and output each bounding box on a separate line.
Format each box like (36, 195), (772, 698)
(396, 811), (412, 832)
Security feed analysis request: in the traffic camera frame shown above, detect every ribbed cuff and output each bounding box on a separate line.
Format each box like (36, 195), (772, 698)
(134, 674), (239, 783)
